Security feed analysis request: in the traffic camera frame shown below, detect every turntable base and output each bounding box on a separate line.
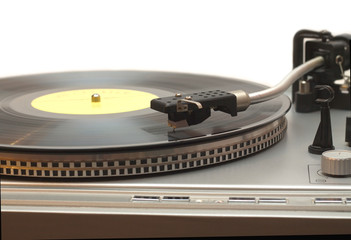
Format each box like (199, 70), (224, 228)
(2, 106), (351, 239)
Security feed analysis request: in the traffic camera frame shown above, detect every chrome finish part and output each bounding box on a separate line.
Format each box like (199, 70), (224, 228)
(179, 98), (203, 109)
(230, 90), (251, 111)
(314, 198), (344, 205)
(228, 197), (256, 204)
(298, 80), (311, 94)
(249, 56), (325, 104)
(258, 198), (287, 204)
(0, 117), (287, 178)
(132, 196), (161, 202)
(162, 196), (190, 202)
(321, 150), (351, 177)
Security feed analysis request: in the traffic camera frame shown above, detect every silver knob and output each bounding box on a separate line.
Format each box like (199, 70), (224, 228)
(321, 150), (351, 177)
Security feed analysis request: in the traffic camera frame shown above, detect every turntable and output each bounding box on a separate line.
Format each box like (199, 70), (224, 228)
(1, 30), (351, 239)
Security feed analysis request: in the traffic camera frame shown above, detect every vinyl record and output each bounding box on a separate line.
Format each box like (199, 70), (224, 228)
(0, 71), (290, 178)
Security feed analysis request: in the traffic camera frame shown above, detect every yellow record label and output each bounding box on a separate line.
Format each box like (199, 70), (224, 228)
(31, 89), (158, 115)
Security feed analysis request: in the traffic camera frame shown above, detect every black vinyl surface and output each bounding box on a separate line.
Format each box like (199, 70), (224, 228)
(0, 71), (290, 151)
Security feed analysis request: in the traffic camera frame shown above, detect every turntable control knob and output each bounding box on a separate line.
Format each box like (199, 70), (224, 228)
(321, 150), (351, 177)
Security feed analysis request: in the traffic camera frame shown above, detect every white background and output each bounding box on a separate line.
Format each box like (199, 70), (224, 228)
(0, 0), (350, 86)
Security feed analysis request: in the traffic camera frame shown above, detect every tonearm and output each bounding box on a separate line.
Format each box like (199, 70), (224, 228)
(151, 30), (350, 129)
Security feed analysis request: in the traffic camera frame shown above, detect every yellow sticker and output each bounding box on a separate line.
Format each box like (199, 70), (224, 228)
(31, 89), (158, 115)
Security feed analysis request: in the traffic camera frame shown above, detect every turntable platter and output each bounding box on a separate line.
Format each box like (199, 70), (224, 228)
(0, 71), (290, 149)
(0, 71), (290, 178)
